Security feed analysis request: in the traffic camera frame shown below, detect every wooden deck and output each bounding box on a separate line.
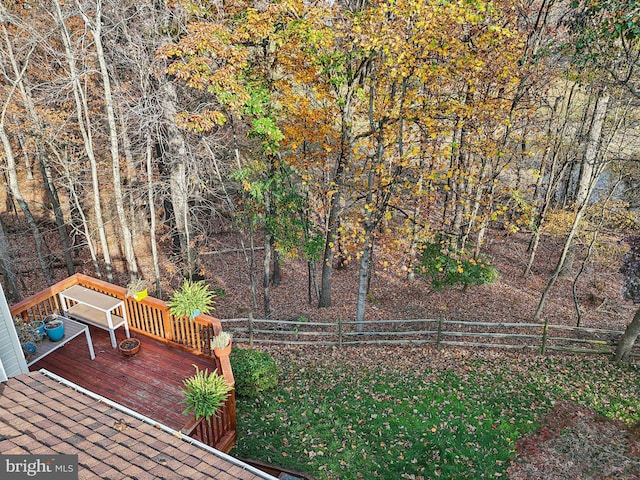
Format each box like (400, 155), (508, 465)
(29, 325), (218, 431)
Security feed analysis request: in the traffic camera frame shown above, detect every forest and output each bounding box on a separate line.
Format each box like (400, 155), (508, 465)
(1, 0), (640, 355)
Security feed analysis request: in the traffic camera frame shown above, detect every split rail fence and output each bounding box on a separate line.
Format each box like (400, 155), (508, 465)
(221, 315), (639, 358)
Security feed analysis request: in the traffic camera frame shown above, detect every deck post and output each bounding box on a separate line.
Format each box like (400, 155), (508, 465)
(162, 309), (174, 341)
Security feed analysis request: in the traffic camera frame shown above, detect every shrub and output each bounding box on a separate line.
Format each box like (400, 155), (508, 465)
(418, 236), (499, 291)
(231, 348), (278, 398)
(181, 365), (233, 422)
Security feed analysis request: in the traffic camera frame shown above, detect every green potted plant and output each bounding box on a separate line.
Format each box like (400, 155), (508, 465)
(167, 279), (216, 319)
(210, 331), (232, 356)
(181, 365), (233, 422)
(127, 277), (148, 301)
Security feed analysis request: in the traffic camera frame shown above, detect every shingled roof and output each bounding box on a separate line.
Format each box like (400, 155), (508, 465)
(0, 371), (276, 480)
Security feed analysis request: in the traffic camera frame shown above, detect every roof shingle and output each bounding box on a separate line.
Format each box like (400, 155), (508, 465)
(1, 372), (274, 480)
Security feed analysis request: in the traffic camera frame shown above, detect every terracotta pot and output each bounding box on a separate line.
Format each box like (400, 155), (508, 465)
(118, 338), (141, 356)
(213, 341), (232, 357)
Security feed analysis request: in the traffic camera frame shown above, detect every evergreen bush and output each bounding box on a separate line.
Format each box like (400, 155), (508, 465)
(230, 348), (278, 398)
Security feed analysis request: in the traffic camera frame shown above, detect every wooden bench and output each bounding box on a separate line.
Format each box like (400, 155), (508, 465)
(60, 285), (129, 348)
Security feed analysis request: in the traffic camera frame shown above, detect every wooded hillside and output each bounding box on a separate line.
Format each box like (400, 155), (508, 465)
(0, 0), (639, 340)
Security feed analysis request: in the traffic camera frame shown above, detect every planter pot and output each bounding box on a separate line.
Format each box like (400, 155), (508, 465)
(131, 288), (148, 301)
(118, 338), (141, 356)
(30, 320), (45, 340)
(22, 341), (37, 356)
(45, 320), (65, 342)
(213, 341), (232, 357)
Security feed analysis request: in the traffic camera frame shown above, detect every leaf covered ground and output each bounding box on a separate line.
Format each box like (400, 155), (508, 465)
(232, 345), (640, 479)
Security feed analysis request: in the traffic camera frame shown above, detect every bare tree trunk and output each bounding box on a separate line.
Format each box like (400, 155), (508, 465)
(615, 306), (640, 362)
(77, 0), (139, 278)
(0, 120), (53, 285)
(37, 150), (75, 276)
(53, 0), (113, 280)
(0, 22), (54, 285)
(575, 90), (609, 206)
(318, 124), (350, 308)
(62, 160), (101, 277)
(355, 235), (373, 333)
(159, 81), (195, 277)
(272, 248), (281, 287)
(145, 135), (162, 296)
(526, 84), (576, 275)
(0, 216), (22, 303)
(532, 163), (605, 322)
(263, 181), (272, 317)
(17, 134), (33, 180)
(474, 182), (496, 260)
(2, 24), (75, 276)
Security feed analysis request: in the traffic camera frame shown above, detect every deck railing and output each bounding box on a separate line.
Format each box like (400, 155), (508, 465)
(181, 394), (237, 453)
(9, 273), (236, 452)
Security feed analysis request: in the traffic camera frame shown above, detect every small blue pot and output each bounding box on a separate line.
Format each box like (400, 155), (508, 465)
(45, 320), (65, 342)
(22, 341), (37, 356)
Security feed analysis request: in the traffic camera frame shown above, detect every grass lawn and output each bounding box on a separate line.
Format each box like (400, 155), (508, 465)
(231, 345), (640, 479)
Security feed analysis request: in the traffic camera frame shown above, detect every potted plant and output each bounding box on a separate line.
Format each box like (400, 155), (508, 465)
(13, 317), (41, 358)
(44, 318), (65, 342)
(30, 320), (46, 340)
(127, 277), (148, 301)
(210, 331), (232, 356)
(181, 365), (233, 422)
(167, 279), (216, 319)
(118, 337), (141, 356)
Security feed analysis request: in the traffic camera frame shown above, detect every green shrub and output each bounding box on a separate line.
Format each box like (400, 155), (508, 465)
(231, 348), (278, 398)
(418, 236), (499, 290)
(181, 365), (233, 422)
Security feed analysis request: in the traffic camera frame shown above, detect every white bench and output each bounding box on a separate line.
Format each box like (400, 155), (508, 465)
(60, 285), (130, 348)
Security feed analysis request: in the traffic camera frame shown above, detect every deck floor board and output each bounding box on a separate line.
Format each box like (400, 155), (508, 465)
(30, 326), (217, 430)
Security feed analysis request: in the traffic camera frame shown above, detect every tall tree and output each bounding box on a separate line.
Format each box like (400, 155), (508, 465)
(76, 0), (139, 278)
(1, 14), (75, 276)
(0, 18), (54, 285)
(615, 235), (640, 361)
(53, 0), (113, 281)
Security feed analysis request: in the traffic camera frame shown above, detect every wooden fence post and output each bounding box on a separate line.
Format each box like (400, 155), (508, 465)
(338, 317), (343, 347)
(248, 312), (254, 347)
(540, 317), (549, 355)
(436, 313), (443, 347)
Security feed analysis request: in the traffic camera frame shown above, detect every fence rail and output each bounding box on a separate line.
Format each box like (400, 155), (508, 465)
(221, 314), (638, 358)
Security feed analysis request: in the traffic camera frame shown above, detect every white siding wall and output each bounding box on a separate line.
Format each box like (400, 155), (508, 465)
(0, 284), (27, 379)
